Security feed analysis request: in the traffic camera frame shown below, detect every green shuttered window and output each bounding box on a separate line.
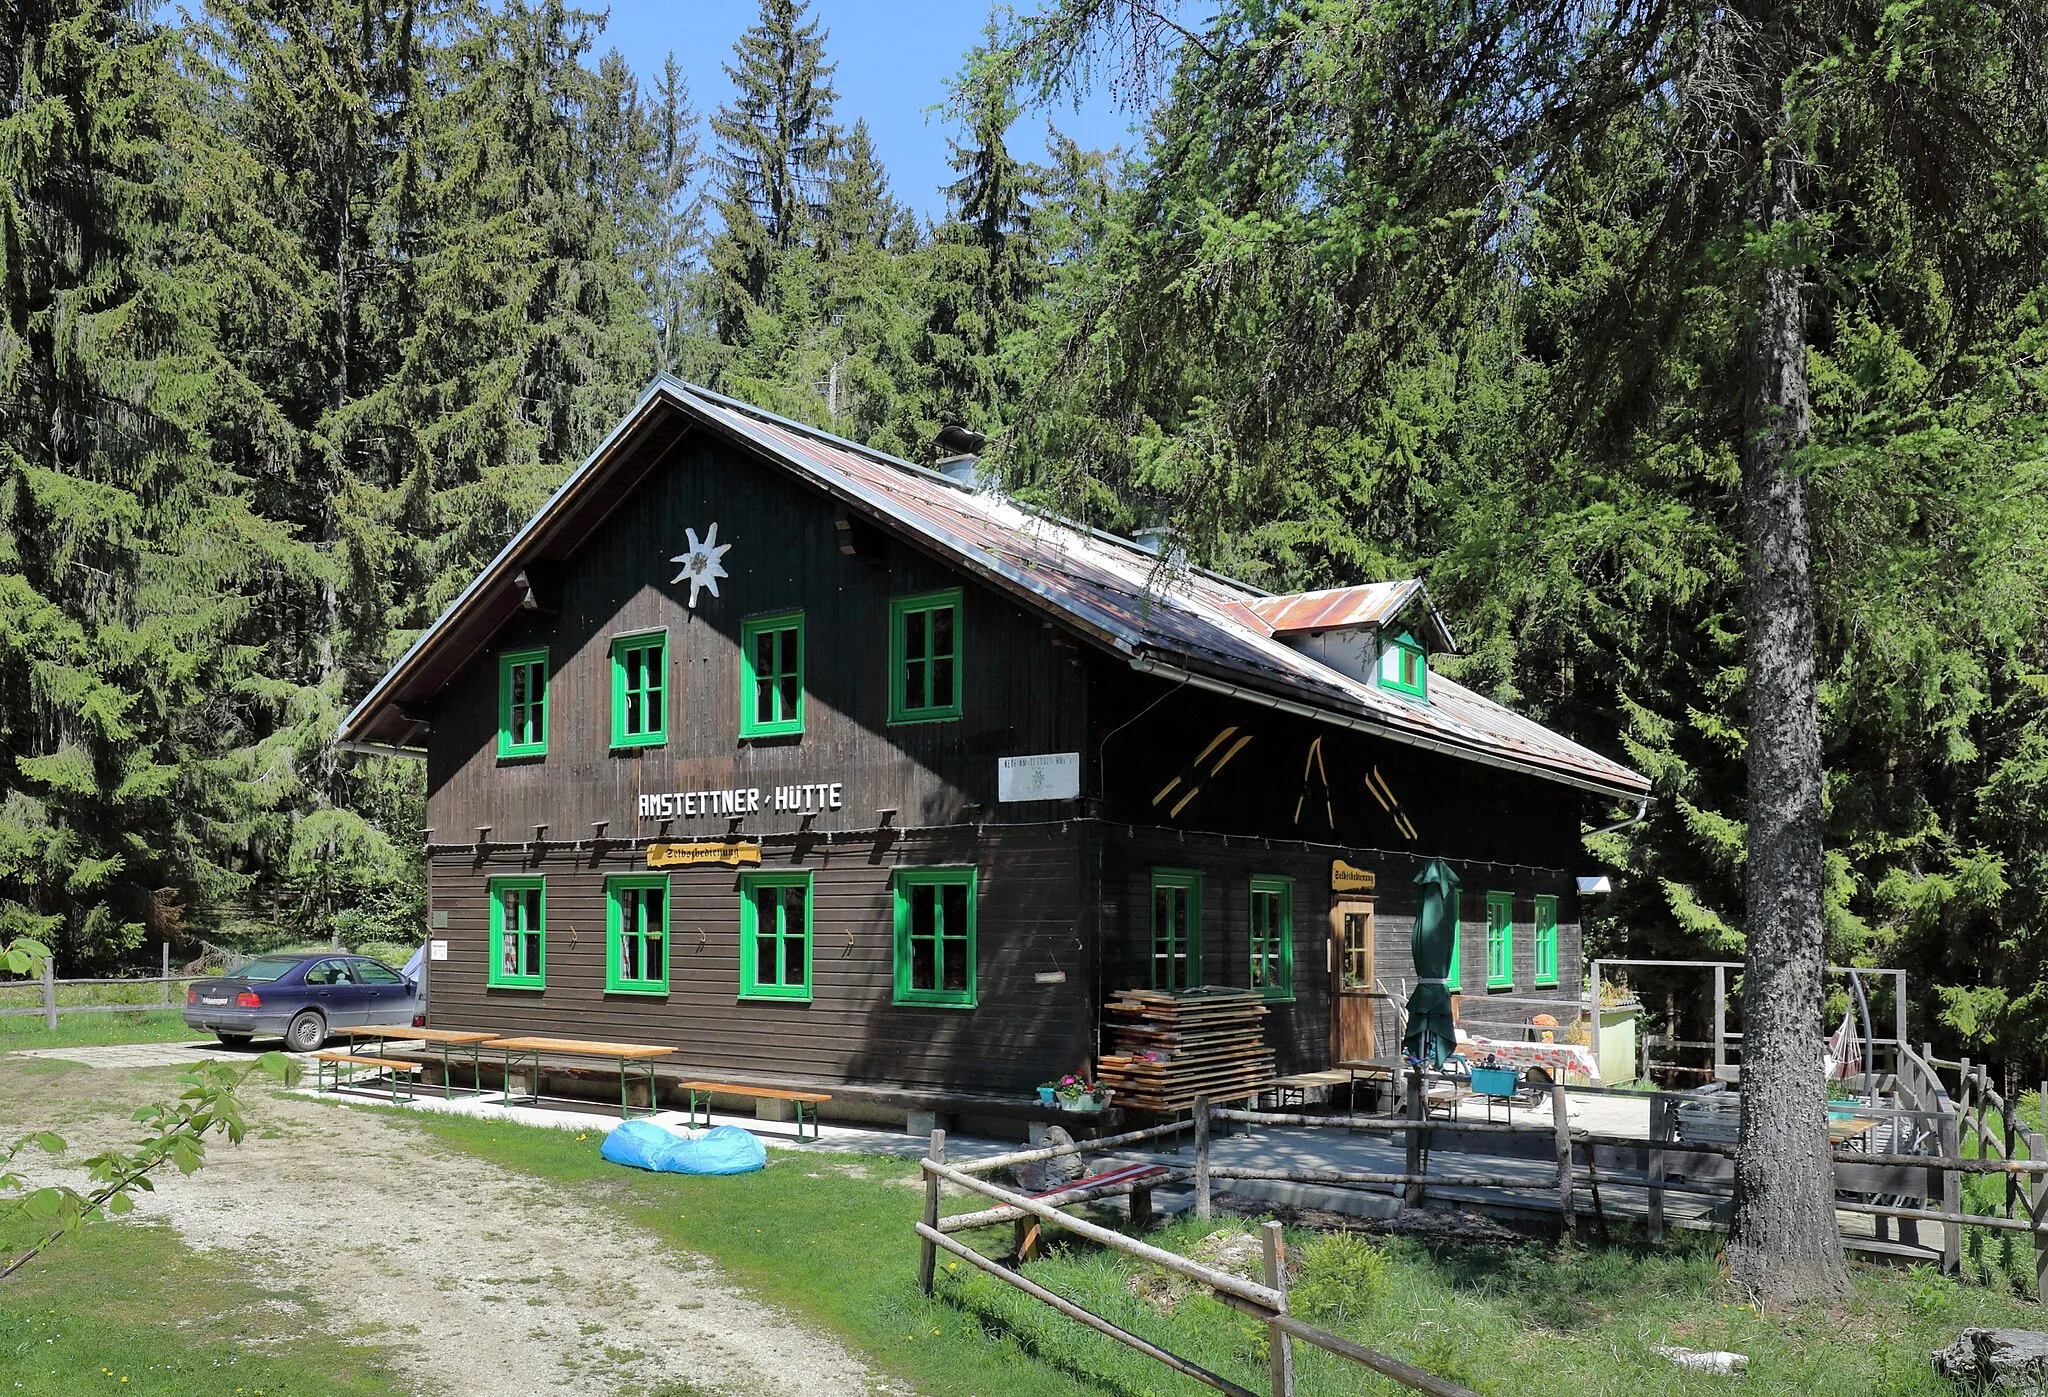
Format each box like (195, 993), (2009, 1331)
(606, 875), (668, 994)
(1151, 869), (1202, 991)
(738, 870), (811, 1001)
(497, 648), (548, 758)
(1486, 891), (1513, 990)
(1248, 876), (1293, 1001)
(740, 611), (804, 737)
(1533, 895), (1559, 987)
(1376, 632), (1428, 700)
(488, 877), (545, 989)
(889, 589), (962, 724)
(610, 632), (666, 748)
(892, 867), (976, 1008)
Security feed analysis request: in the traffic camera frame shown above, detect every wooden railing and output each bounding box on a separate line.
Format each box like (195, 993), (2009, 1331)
(0, 949), (193, 1028)
(915, 1113), (1482, 1397)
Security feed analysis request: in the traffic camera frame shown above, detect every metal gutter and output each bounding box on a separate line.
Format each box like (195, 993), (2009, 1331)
(336, 738), (426, 761)
(1585, 799), (1651, 838)
(1127, 654), (1650, 802)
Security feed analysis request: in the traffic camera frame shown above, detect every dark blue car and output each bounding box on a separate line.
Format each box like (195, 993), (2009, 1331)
(184, 953), (422, 1052)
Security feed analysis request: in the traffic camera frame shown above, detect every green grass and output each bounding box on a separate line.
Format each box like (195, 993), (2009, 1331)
(0, 1008), (202, 1053)
(405, 1107), (2043, 1397)
(0, 1213), (404, 1396)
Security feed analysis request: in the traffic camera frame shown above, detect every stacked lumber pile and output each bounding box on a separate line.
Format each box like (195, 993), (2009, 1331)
(1096, 987), (1277, 1111)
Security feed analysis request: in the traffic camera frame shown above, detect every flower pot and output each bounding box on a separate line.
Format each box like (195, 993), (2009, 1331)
(1036, 1086), (1056, 1106)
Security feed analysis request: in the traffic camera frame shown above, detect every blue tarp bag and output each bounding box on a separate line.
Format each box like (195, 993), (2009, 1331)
(600, 1121), (766, 1175)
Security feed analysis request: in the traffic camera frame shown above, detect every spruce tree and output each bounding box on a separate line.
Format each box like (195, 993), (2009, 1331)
(707, 0), (840, 340)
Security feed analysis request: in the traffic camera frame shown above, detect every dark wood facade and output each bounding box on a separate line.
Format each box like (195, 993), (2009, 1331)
(390, 397), (1607, 1111)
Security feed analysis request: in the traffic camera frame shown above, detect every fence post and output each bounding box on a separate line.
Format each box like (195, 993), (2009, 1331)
(1403, 1068), (1426, 1208)
(1261, 1220), (1294, 1397)
(2028, 1130), (2047, 1305)
(160, 942), (171, 1007)
(1938, 1114), (1961, 1275)
(918, 1127), (946, 1297)
(1193, 1095), (1212, 1221)
(1551, 1084), (1576, 1241)
(1647, 1096), (1668, 1243)
(1712, 964), (1726, 1080)
(40, 955), (56, 1031)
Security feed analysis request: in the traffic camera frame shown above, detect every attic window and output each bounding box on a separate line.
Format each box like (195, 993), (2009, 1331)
(1377, 632), (1428, 700)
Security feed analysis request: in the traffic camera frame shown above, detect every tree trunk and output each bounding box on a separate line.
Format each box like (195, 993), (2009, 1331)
(1726, 139), (1848, 1301)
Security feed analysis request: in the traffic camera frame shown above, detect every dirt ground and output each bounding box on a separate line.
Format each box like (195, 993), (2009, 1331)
(1, 1049), (895, 1397)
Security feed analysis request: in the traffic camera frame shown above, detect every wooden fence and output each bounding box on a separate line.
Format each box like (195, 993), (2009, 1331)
(915, 1117), (1484, 1397)
(0, 949), (194, 1029)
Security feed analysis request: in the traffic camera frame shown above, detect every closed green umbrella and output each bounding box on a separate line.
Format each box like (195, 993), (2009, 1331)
(1403, 858), (1461, 1066)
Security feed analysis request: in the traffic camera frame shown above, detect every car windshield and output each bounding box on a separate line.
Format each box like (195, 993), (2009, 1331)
(234, 956), (305, 983)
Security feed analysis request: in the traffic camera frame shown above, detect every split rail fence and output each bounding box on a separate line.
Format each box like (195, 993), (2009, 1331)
(914, 1115), (1485, 1397)
(0, 949), (195, 1030)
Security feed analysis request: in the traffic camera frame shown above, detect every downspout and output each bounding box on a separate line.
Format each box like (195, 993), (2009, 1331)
(1585, 800), (1650, 840)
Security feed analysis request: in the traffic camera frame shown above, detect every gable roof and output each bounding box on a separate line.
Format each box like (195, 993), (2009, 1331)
(339, 376), (1650, 801)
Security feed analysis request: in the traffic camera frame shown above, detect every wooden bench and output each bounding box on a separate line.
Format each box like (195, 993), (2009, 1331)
(310, 1051), (422, 1102)
(679, 1081), (831, 1141)
(1015, 1163), (1173, 1260)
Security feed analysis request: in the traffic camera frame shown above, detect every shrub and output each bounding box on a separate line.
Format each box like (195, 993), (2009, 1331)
(1289, 1232), (1389, 1325)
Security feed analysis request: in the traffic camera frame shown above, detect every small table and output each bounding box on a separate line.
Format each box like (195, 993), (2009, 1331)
(481, 1036), (676, 1119)
(1261, 1069), (1354, 1111)
(1829, 1114), (1881, 1147)
(342, 1026), (499, 1100)
(1461, 1036), (1603, 1085)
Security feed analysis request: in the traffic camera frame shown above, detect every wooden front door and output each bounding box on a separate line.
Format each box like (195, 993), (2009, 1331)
(1329, 899), (1376, 1064)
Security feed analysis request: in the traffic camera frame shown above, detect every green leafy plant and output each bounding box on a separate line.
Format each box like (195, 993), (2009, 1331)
(1289, 1232), (1390, 1325)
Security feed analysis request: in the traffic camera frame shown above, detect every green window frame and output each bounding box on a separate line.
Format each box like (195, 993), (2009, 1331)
(892, 867), (977, 1008)
(1486, 891), (1514, 990)
(738, 870), (812, 1001)
(1248, 876), (1293, 1001)
(888, 588), (963, 724)
(1376, 631), (1428, 700)
(497, 648), (548, 758)
(739, 611), (805, 737)
(605, 875), (669, 995)
(487, 877), (545, 989)
(1151, 868), (1203, 991)
(1533, 895), (1559, 987)
(609, 631), (667, 748)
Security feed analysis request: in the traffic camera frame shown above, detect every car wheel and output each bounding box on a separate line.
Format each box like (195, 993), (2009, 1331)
(215, 1032), (253, 1048)
(284, 1010), (326, 1054)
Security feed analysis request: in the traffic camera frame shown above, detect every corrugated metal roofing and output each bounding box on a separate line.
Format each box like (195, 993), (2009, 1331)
(339, 377), (1650, 800)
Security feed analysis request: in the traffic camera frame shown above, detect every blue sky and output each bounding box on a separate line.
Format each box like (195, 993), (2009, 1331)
(591, 1), (1146, 220)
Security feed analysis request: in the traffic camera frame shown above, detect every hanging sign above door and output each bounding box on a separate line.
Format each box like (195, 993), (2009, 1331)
(1331, 859), (1377, 893)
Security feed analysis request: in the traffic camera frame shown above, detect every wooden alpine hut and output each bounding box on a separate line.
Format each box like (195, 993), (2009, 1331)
(338, 377), (1651, 1127)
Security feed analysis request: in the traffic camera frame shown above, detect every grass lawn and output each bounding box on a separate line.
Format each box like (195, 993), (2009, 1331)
(0, 1008), (203, 1053)
(0, 1214), (405, 1396)
(407, 1107), (2039, 1397)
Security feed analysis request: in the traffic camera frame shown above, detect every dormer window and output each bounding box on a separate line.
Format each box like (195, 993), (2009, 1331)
(1377, 632), (1428, 700)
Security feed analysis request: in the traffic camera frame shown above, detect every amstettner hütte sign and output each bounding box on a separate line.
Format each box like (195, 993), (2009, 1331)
(646, 840), (763, 869)
(637, 782), (844, 820)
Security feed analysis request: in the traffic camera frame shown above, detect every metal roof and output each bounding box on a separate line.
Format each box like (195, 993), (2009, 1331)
(339, 377), (1650, 800)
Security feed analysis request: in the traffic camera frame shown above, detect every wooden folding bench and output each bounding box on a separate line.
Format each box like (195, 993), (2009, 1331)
(1014, 1162), (1173, 1261)
(310, 1050), (422, 1103)
(679, 1081), (831, 1141)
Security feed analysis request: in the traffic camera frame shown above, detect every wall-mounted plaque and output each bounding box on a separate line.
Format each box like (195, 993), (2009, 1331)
(648, 840), (763, 869)
(998, 752), (1081, 802)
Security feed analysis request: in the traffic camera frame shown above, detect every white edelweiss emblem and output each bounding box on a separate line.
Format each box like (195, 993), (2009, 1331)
(669, 523), (731, 608)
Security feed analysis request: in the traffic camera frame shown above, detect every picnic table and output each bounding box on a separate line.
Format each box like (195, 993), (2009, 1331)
(679, 1080), (831, 1141)
(342, 1025), (499, 1099)
(1462, 1035), (1602, 1084)
(482, 1036), (676, 1119)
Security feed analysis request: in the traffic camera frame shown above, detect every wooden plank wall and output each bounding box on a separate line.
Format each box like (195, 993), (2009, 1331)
(425, 825), (1093, 1094)
(423, 425), (1090, 844)
(1094, 826), (1582, 1075)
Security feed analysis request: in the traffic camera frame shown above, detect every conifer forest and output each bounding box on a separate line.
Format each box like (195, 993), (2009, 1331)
(6, 0), (2048, 1082)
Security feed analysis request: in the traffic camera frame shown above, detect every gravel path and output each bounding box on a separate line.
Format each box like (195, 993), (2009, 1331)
(14, 1062), (892, 1397)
